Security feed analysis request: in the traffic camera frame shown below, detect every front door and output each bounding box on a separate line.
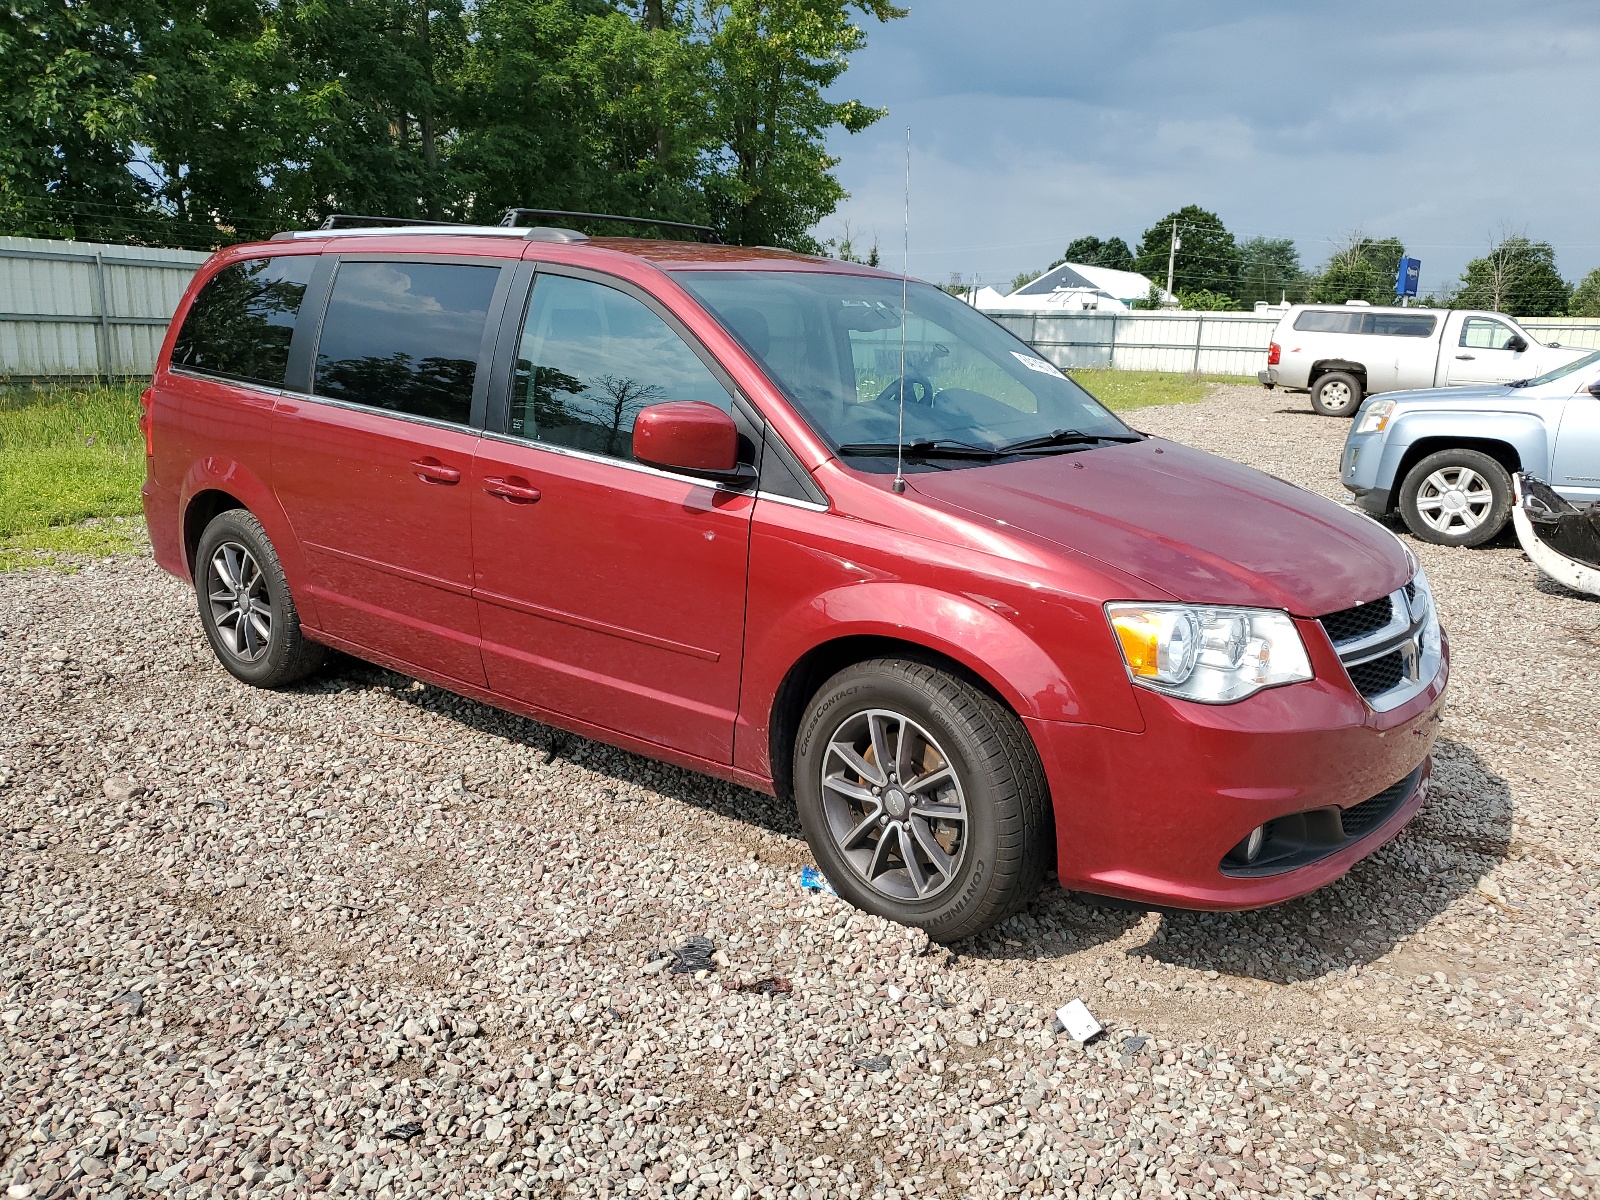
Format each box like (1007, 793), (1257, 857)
(273, 257), (508, 685)
(1552, 383), (1600, 502)
(471, 269), (754, 762)
(1446, 316), (1536, 385)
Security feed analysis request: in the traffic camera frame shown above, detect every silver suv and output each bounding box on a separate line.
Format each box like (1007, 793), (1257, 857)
(1341, 350), (1600, 545)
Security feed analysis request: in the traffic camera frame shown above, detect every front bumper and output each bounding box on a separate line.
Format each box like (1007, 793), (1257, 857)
(1340, 432), (1396, 515)
(1029, 631), (1446, 910)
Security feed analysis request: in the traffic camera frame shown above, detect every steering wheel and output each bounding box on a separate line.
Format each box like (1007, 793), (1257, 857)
(874, 372), (935, 407)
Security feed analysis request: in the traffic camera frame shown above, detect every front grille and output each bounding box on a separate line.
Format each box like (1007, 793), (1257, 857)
(1339, 769), (1418, 838)
(1319, 595), (1396, 645)
(1346, 649), (1406, 698)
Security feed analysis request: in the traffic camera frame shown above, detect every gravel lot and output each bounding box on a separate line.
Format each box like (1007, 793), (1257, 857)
(3, 382), (1597, 1200)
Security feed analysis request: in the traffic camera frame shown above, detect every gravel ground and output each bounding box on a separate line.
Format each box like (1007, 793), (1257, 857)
(2, 381), (1597, 1200)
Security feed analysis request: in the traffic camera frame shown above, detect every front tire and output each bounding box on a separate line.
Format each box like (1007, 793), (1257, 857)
(1397, 448), (1512, 547)
(1311, 371), (1363, 417)
(793, 659), (1051, 942)
(194, 509), (326, 687)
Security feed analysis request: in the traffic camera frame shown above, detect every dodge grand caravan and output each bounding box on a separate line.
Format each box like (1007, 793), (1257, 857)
(142, 216), (1448, 940)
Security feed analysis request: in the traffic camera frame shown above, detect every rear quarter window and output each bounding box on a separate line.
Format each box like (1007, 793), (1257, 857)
(170, 256), (317, 387)
(1292, 310), (1363, 334)
(1366, 314), (1436, 337)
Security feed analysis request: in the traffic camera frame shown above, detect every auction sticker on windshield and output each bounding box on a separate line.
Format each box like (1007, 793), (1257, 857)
(1012, 351), (1067, 379)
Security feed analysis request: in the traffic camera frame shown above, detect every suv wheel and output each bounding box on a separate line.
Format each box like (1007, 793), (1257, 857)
(195, 509), (326, 687)
(1397, 449), (1511, 547)
(793, 658), (1051, 942)
(1311, 371), (1363, 417)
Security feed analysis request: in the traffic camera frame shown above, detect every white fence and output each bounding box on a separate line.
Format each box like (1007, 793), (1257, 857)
(983, 308), (1277, 376)
(2, 233), (1598, 381)
(0, 236), (212, 380)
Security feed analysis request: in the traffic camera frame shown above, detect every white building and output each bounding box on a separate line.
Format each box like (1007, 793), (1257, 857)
(977, 262), (1157, 313)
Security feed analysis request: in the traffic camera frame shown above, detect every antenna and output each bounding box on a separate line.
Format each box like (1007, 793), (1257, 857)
(893, 127), (911, 496)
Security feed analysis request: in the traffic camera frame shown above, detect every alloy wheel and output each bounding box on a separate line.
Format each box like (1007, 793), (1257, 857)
(206, 541), (272, 662)
(1414, 466), (1493, 535)
(819, 708), (969, 903)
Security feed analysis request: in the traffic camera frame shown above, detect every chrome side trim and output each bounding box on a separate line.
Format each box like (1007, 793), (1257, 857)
(475, 428), (755, 495)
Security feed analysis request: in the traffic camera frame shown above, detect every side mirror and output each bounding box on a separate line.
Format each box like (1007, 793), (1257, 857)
(1587, 380), (1600, 398)
(633, 401), (744, 478)
(1507, 335), (1529, 353)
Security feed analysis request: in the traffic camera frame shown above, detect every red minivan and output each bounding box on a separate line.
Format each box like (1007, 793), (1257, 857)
(142, 218), (1447, 940)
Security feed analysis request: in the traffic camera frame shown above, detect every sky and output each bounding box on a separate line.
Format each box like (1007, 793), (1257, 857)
(819, 0), (1600, 296)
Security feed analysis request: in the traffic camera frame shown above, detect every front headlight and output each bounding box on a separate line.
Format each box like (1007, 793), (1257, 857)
(1106, 603), (1314, 704)
(1411, 568), (1442, 680)
(1355, 399), (1396, 434)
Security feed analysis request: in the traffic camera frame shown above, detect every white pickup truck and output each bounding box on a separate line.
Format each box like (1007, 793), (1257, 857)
(1258, 303), (1588, 417)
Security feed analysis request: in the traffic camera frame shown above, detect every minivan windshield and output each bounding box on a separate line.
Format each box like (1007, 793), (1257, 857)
(675, 270), (1135, 469)
(1516, 348), (1600, 388)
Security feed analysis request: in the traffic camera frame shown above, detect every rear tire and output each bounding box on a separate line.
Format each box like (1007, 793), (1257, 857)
(194, 509), (326, 687)
(793, 658), (1052, 942)
(1311, 371), (1363, 417)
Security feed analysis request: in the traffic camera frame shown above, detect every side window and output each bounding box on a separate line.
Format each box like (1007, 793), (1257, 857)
(1365, 313), (1437, 337)
(314, 261), (499, 425)
(170, 256), (315, 387)
(1293, 310), (1362, 334)
(511, 274), (731, 460)
(1460, 317), (1516, 350)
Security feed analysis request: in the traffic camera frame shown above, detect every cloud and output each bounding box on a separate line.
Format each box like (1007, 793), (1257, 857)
(820, 0), (1600, 294)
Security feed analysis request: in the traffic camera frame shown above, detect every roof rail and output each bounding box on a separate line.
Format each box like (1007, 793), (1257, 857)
(320, 214), (460, 230)
(499, 208), (721, 244)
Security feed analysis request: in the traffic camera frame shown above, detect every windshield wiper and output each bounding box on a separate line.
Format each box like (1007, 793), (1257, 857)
(1506, 378), (1533, 388)
(837, 438), (1000, 459)
(995, 428), (1144, 454)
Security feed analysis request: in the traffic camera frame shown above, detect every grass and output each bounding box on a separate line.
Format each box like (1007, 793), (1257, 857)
(0, 382), (147, 570)
(0, 368), (1247, 571)
(1069, 369), (1255, 411)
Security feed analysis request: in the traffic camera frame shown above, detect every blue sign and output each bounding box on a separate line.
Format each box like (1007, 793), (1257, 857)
(1395, 257), (1421, 298)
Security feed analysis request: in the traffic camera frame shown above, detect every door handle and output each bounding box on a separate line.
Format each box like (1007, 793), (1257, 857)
(1455, 354), (1475, 360)
(483, 476), (542, 504)
(410, 457), (461, 485)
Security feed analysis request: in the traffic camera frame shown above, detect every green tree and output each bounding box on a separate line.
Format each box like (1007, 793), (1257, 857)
(1456, 234), (1570, 317)
(1309, 233), (1406, 306)
(696, 0), (906, 251)
(1053, 235), (1134, 272)
(1570, 268), (1600, 318)
(1133, 206), (1239, 298)
(0, 0), (153, 241)
(1236, 236), (1305, 307)
(1175, 288), (1237, 312)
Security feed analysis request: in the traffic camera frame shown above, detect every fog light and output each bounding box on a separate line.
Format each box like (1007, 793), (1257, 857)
(1228, 825), (1266, 865)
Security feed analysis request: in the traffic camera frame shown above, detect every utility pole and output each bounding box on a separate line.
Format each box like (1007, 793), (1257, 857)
(1165, 220), (1181, 304)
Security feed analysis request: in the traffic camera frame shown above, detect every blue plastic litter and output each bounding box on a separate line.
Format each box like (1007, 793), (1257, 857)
(800, 866), (837, 896)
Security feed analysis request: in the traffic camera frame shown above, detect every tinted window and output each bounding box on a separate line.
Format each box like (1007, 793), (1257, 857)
(1293, 310), (1363, 334)
(170, 256), (315, 387)
(1460, 317), (1517, 350)
(510, 274), (731, 460)
(314, 261), (499, 424)
(1366, 313), (1436, 337)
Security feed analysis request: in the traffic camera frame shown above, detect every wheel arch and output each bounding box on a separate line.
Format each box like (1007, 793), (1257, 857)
(1384, 422), (1543, 514)
(1310, 359), (1367, 388)
(183, 488), (248, 575)
(767, 634), (1030, 806)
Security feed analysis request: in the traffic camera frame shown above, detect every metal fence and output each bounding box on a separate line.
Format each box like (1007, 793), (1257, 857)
(3, 232), (1598, 381)
(983, 309), (1277, 376)
(0, 236), (212, 380)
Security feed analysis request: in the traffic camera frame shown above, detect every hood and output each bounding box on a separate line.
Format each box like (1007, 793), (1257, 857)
(1380, 384), (1516, 406)
(907, 440), (1411, 616)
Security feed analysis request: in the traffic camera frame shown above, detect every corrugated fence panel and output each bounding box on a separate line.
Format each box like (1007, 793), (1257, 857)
(0, 235), (211, 379)
(985, 309), (1279, 376)
(1518, 318), (1600, 351)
